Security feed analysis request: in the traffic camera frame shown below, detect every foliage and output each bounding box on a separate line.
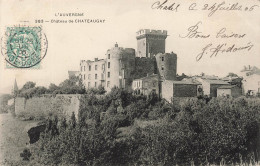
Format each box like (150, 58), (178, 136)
(58, 75), (85, 94)
(18, 76), (86, 98)
(85, 85), (106, 95)
(0, 94), (12, 113)
(227, 72), (239, 77)
(29, 89), (260, 165)
(20, 148), (31, 161)
(21, 81), (36, 90)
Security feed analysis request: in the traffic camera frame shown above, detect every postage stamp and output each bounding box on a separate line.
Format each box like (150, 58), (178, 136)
(1, 26), (48, 69)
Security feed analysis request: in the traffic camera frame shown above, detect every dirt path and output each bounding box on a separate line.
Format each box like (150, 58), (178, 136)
(0, 113), (38, 165)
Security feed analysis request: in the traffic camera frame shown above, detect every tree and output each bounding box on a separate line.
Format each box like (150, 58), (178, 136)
(48, 83), (59, 93)
(59, 75), (85, 94)
(21, 81), (36, 90)
(226, 72), (238, 77)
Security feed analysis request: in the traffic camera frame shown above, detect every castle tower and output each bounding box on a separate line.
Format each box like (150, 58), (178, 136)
(106, 43), (135, 91)
(136, 29), (167, 58)
(155, 52), (177, 80)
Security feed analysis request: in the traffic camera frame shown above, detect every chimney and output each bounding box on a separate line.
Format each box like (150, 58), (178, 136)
(115, 42), (118, 47)
(94, 58), (98, 62)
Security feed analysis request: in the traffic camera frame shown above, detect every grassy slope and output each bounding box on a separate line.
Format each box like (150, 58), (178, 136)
(0, 113), (38, 165)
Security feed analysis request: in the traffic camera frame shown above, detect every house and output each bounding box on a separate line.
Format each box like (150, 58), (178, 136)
(162, 80), (201, 101)
(222, 76), (243, 88)
(132, 74), (159, 96)
(217, 85), (242, 97)
(242, 74), (260, 96)
(195, 78), (229, 97)
(240, 65), (260, 78)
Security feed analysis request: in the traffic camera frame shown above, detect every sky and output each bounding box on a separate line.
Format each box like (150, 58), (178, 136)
(0, 0), (259, 94)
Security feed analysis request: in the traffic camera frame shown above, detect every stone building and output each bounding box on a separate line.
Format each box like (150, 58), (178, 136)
(155, 52), (177, 80)
(136, 29), (167, 58)
(162, 80), (202, 101)
(132, 74), (160, 96)
(240, 65), (260, 96)
(80, 58), (106, 89)
(242, 74), (260, 96)
(79, 29), (178, 93)
(195, 78), (229, 97)
(105, 43), (136, 91)
(217, 85), (242, 97)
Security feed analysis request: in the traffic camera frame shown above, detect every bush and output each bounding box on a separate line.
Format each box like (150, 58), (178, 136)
(20, 148), (31, 161)
(28, 89), (260, 165)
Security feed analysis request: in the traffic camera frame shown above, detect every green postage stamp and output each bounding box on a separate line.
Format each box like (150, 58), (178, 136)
(1, 26), (48, 68)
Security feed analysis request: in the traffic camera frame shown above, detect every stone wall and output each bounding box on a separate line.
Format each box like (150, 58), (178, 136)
(156, 52), (177, 80)
(15, 94), (81, 120)
(173, 84), (198, 97)
(162, 80), (174, 102)
(133, 57), (157, 79)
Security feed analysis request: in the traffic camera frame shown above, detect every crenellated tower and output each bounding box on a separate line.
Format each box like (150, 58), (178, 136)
(136, 29), (167, 58)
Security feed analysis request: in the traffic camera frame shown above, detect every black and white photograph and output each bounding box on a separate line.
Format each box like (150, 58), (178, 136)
(0, 0), (260, 165)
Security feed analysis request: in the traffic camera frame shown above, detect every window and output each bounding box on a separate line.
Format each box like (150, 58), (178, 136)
(95, 74), (97, 79)
(88, 82), (90, 87)
(88, 74), (91, 79)
(161, 66), (164, 71)
(108, 54), (110, 59)
(84, 66), (85, 71)
(107, 72), (110, 78)
(95, 82), (97, 87)
(144, 82), (148, 87)
(95, 65), (97, 70)
(107, 81), (110, 87)
(161, 56), (164, 61)
(84, 74), (85, 80)
(108, 62), (110, 68)
(81, 66), (83, 72)
(89, 65), (91, 71)
(102, 64), (105, 70)
(152, 82), (156, 87)
(101, 73), (104, 80)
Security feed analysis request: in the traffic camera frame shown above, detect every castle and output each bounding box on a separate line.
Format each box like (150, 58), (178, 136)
(79, 29), (177, 95)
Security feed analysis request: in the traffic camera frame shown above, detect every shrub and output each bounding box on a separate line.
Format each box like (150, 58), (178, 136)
(28, 89), (260, 165)
(20, 148), (31, 161)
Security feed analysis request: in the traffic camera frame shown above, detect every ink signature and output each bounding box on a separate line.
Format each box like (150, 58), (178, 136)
(196, 42), (254, 61)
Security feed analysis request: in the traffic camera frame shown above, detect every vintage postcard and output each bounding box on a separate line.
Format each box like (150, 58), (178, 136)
(0, 0), (259, 165)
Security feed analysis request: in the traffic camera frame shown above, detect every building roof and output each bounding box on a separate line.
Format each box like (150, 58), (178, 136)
(218, 85), (237, 89)
(222, 76), (242, 82)
(201, 75), (219, 80)
(165, 80), (201, 85)
(182, 78), (202, 84)
(203, 79), (229, 85)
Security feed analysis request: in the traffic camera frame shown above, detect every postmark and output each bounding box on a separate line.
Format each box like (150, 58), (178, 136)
(1, 25), (48, 68)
